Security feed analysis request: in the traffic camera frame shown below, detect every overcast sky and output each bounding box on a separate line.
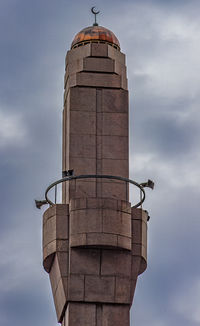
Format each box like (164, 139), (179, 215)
(0, 0), (200, 325)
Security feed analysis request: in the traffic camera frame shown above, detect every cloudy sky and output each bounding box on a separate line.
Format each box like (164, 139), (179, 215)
(0, 0), (200, 325)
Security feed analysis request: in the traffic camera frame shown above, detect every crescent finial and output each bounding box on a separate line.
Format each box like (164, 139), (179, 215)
(91, 7), (100, 26)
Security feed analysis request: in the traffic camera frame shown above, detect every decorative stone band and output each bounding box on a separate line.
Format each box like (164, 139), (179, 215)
(69, 197), (132, 250)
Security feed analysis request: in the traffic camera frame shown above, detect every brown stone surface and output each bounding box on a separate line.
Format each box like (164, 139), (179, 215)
(69, 134), (96, 158)
(49, 252), (68, 295)
(70, 111), (96, 135)
(102, 304), (130, 326)
(83, 57), (114, 73)
(43, 239), (69, 269)
(85, 276), (115, 302)
(91, 43), (108, 57)
(115, 277), (131, 303)
(68, 274), (84, 301)
(65, 44), (91, 67)
(102, 209), (131, 237)
(70, 233), (87, 247)
(131, 256), (141, 280)
(70, 248), (100, 275)
(66, 303), (96, 326)
(69, 157), (96, 175)
(97, 112), (128, 137)
(130, 278), (137, 304)
(98, 182), (128, 201)
(132, 219), (147, 244)
(69, 180), (97, 199)
(69, 87), (96, 112)
(70, 198), (87, 211)
(43, 205), (69, 272)
(102, 89), (128, 113)
(54, 277), (68, 322)
(117, 235), (131, 250)
(69, 72), (121, 89)
(108, 45), (126, 64)
(70, 208), (102, 234)
(101, 250), (132, 277)
(97, 135), (128, 160)
(118, 200), (131, 213)
(86, 232), (118, 248)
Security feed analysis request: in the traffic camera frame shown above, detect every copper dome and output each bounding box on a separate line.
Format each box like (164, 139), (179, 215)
(71, 25), (120, 50)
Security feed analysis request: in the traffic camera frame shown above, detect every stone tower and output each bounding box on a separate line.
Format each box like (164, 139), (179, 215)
(42, 24), (148, 326)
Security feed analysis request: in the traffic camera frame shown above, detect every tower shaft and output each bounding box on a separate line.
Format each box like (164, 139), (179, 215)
(42, 41), (147, 326)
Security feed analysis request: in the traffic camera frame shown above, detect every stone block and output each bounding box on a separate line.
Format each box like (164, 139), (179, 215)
(70, 208), (102, 234)
(102, 209), (130, 237)
(86, 232), (118, 248)
(131, 256), (141, 279)
(130, 278), (137, 304)
(97, 305), (102, 326)
(70, 198), (87, 211)
(70, 233), (87, 247)
(43, 240), (69, 273)
(68, 274), (84, 301)
(43, 252), (55, 273)
(117, 235), (131, 250)
(132, 243), (146, 258)
(70, 180), (97, 199)
(43, 210), (68, 249)
(102, 304), (130, 326)
(69, 72), (121, 88)
(70, 248), (100, 275)
(131, 207), (148, 222)
(66, 44), (91, 67)
(114, 61), (128, 90)
(83, 57), (114, 72)
(108, 45), (126, 64)
(43, 205), (56, 224)
(49, 255), (60, 295)
(85, 276), (115, 302)
(102, 89), (128, 113)
(101, 250), (132, 277)
(139, 256), (147, 275)
(97, 135), (128, 160)
(91, 43), (108, 57)
(43, 215), (56, 248)
(69, 134), (96, 158)
(121, 212), (132, 237)
(56, 214), (69, 240)
(69, 87), (96, 112)
(118, 200), (131, 214)
(69, 157), (96, 175)
(86, 197), (103, 209)
(65, 303), (96, 326)
(115, 277), (131, 303)
(86, 197), (119, 211)
(54, 277), (68, 323)
(49, 252), (68, 295)
(98, 181), (127, 201)
(102, 209), (121, 235)
(66, 59), (83, 77)
(70, 111), (96, 135)
(132, 219), (147, 245)
(56, 239), (69, 252)
(97, 112), (128, 136)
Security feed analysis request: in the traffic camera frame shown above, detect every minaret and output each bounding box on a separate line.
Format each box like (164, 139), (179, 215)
(41, 11), (151, 326)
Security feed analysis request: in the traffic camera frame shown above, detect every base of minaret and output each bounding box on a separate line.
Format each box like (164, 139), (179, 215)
(43, 203), (147, 325)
